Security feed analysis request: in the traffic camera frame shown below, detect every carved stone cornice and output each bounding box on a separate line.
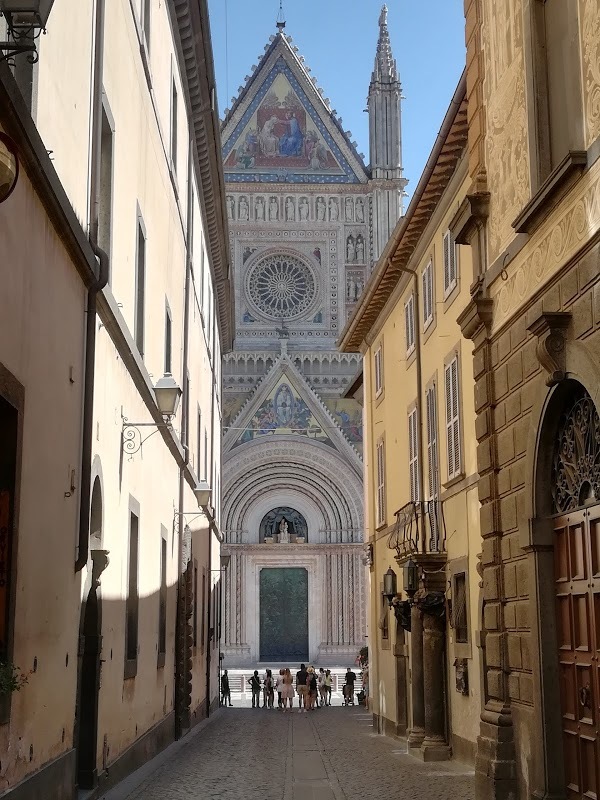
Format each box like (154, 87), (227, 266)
(449, 191), (490, 246)
(457, 288), (493, 342)
(527, 312), (572, 387)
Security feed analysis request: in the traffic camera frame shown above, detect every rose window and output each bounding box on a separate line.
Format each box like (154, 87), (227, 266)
(246, 253), (317, 319)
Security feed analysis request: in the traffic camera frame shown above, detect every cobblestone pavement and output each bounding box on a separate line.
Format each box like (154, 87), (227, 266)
(117, 707), (475, 800)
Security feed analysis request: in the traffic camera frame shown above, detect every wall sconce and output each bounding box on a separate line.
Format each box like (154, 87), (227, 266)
(0, 1), (55, 64)
(0, 133), (19, 203)
(403, 557), (419, 600)
(220, 554), (231, 570)
(383, 566), (398, 607)
(194, 480), (211, 509)
(122, 373), (181, 455)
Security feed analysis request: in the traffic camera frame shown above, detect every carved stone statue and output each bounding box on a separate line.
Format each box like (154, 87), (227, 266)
(279, 518), (289, 543)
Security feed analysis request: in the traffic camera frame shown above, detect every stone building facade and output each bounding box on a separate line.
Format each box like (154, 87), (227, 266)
(339, 76), (483, 765)
(452, 0), (600, 798)
(220, 8), (405, 666)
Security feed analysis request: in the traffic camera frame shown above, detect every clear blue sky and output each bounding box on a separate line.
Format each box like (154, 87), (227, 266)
(207, 0), (466, 200)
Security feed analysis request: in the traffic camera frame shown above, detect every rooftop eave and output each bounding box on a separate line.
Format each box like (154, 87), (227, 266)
(338, 71), (468, 354)
(170, 0), (234, 352)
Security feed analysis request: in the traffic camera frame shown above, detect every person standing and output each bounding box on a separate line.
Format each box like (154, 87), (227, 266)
(221, 669), (232, 707)
(264, 669), (275, 709)
(307, 667), (318, 710)
(281, 667), (295, 712)
(248, 670), (261, 709)
(324, 669), (332, 705)
(317, 668), (326, 707)
(344, 666), (357, 706)
(276, 668), (284, 709)
(296, 663), (308, 713)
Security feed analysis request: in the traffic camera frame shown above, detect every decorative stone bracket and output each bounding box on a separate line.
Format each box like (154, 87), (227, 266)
(527, 312), (571, 387)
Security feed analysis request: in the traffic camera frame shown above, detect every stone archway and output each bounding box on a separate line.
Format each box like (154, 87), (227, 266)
(529, 379), (600, 799)
(76, 476), (107, 790)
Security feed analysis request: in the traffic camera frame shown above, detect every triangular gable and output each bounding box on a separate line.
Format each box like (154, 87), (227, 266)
(223, 354), (362, 471)
(221, 35), (368, 185)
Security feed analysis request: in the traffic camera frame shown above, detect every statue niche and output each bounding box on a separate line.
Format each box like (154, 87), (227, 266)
(260, 507), (308, 543)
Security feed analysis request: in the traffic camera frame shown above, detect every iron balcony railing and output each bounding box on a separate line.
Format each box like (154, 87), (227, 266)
(387, 499), (445, 560)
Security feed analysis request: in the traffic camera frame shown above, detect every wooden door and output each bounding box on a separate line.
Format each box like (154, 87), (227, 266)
(555, 506), (600, 799)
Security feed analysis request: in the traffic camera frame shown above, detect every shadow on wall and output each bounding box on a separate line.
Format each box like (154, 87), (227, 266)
(0, 572), (222, 800)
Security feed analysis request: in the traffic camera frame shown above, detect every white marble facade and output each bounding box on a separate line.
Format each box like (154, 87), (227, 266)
(221, 13), (402, 667)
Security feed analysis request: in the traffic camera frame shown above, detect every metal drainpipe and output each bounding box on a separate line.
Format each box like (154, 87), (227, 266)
(205, 309), (217, 717)
(390, 259), (425, 552)
(76, 0), (108, 572)
(175, 141), (194, 739)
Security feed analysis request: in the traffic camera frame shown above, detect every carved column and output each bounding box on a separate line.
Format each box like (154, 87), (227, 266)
(420, 608), (451, 761)
(408, 601), (425, 748)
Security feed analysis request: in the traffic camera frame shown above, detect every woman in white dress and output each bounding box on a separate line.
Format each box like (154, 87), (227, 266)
(281, 667), (295, 712)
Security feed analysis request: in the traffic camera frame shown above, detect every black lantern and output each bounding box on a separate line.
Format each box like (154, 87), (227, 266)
(383, 566), (397, 607)
(403, 558), (419, 598)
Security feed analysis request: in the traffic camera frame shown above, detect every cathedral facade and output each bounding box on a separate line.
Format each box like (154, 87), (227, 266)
(221, 7), (404, 666)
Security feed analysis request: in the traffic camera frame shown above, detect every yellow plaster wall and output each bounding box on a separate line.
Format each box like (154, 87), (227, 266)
(362, 166), (482, 752)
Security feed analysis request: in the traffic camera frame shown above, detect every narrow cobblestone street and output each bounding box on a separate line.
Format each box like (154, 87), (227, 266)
(110, 707), (475, 800)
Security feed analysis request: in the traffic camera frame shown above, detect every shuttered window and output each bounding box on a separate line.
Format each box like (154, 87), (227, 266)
(426, 384), (440, 550)
(445, 355), (462, 480)
(374, 345), (383, 397)
(408, 408), (419, 502)
(422, 260), (434, 329)
(443, 230), (457, 296)
(405, 294), (415, 355)
(376, 438), (386, 526)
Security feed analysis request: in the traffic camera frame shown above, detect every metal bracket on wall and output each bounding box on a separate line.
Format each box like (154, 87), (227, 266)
(121, 417), (172, 457)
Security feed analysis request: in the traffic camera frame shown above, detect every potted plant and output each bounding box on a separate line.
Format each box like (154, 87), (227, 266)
(0, 662), (29, 696)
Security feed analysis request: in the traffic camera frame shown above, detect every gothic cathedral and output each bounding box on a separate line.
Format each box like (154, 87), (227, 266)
(221, 7), (404, 666)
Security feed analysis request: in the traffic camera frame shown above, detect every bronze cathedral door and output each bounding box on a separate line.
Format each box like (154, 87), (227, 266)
(260, 567), (308, 662)
(555, 505), (600, 798)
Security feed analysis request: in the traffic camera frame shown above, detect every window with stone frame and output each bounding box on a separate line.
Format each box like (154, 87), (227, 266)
(374, 343), (384, 397)
(376, 437), (386, 527)
(158, 527), (167, 668)
(404, 293), (415, 356)
(444, 354), (462, 480)
(125, 500), (140, 678)
(408, 406), (420, 502)
(422, 259), (434, 330)
(453, 572), (468, 643)
(443, 230), (457, 296)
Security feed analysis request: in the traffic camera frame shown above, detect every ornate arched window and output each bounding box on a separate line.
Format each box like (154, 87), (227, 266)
(259, 507), (308, 542)
(551, 387), (600, 513)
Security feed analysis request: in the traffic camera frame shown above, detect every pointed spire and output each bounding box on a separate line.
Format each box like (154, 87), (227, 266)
(372, 4), (398, 84)
(276, 0), (286, 32)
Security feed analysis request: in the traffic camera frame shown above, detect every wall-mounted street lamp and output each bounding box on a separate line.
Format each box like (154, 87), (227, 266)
(0, 133), (19, 203)
(0, 1), (55, 64)
(193, 480), (211, 510)
(383, 566), (398, 607)
(122, 373), (182, 455)
(403, 557), (419, 600)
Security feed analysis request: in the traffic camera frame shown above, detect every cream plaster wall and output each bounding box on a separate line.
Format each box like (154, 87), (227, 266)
(6, 0), (226, 783)
(0, 149), (87, 790)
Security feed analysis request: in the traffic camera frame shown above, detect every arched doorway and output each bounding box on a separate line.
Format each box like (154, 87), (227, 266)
(76, 477), (106, 789)
(548, 383), (600, 797)
(259, 506), (308, 542)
